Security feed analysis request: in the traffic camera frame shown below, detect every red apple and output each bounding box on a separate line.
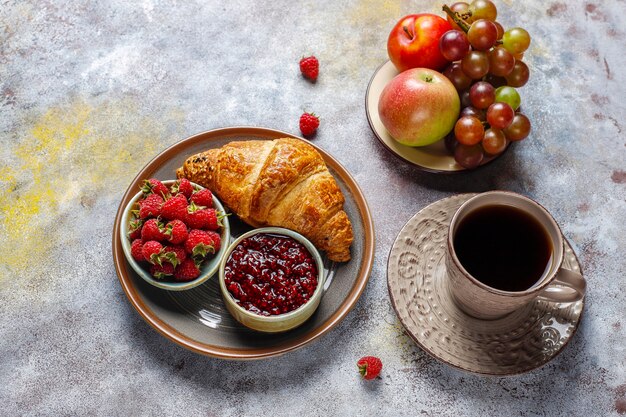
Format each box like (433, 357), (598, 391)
(378, 68), (460, 147)
(387, 14), (453, 72)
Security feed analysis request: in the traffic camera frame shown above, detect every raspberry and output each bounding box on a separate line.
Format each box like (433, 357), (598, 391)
(299, 56), (319, 81)
(162, 245), (187, 268)
(164, 219), (188, 244)
(204, 230), (221, 252)
(141, 218), (167, 242)
(150, 263), (175, 280)
(128, 218), (143, 240)
(142, 240), (164, 265)
(299, 112), (320, 136)
(141, 178), (169, 198)
(190, 188), (213, 208)
(138, 193), (163, 219)
(357, 356), (383, 380)
(130, 239), (145, 262)
(186, 208), (221, 230)
(185, 229), (218, 257)
(174, 258), (201, 282)
(171, 178), (194, 199)
(161, 194), (188, 221)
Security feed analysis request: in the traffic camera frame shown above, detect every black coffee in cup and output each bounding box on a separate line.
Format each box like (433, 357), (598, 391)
(453, 204), (553, 292)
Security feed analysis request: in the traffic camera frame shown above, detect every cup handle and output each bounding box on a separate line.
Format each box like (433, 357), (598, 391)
(536, 268), (586, 303)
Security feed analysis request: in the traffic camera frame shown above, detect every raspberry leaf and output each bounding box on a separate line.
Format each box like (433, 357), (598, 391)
(149, 252), (163, 266)
(153, 269), (173, 280)
(162, 251), (181, 268)
(187, 201), (206, 213)
(191, 243), (215, 258)
(216, 210), (230, 227)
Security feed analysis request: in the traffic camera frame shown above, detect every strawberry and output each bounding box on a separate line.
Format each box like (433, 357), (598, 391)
(299, 112), (320, 136)
(185, 229), (218, 257)
(164, 219), (188, 244)
(174, 258), (201, 282)
(141, 240), (164, 265)
(161, 194), (188, 221)
(138, 193), (163, 219)
(141, 218), (167, 242)
(150, 263), (175, 280)
(187, 207), (223, 230)
(190, 188), (213, 208)
(141, 178), (169, 198)
(299, 56), (319, 81)
(130, 239), (145, 262)
(162, 245), (187, 268)
(128, 217), (143, 240)
(357, 356), (383, 380)
(171, 178), (194, 199)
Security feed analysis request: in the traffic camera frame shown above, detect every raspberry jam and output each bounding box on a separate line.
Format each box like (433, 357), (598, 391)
(224, 233), (319, 316)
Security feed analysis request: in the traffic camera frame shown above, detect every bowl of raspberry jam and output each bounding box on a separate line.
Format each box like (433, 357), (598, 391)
(219, 227), (325, 333)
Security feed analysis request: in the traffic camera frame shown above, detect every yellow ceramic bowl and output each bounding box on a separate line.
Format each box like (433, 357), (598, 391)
(218, 227), (325, 333)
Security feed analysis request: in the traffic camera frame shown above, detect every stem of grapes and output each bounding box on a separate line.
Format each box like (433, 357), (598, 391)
(442, 5), (470, 33)
(443, 4), (503, 45)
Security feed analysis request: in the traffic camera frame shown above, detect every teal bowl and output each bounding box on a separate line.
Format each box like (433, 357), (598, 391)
(119, 179), (230, 291)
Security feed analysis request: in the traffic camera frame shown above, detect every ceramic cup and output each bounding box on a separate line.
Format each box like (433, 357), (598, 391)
(446, 191), (586, 320)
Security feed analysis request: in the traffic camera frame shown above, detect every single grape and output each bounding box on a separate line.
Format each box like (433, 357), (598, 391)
(470, 0), (497, 21)
(503, 113), (531, 141)
(505, 60), (530, 87)
(461, 51), (490, 79)
(448, 2), (472, 30)
(469, 81), (495, 109)
(440, 30), (471, 62)
(454, 116), (485, 145)
(488, 46), (515, 76)
(443, 62), (473, 91)
(455, 144), (484, 169)
(444, 132), (459, 154)
(468, 19), (498, 51)
(494, 86), (521, 110)
(460, 106), (486, 121)
(494, 21), (504, 39)
(512, 52), (524, 60)
(486, 102), (514, 129)
(482, 128), (507, 155)
(460, 89), (472, 108)
(502, 27), (531, 54)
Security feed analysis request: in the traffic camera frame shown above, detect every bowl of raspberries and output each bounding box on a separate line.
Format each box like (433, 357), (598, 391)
(120, 178), (230, 291)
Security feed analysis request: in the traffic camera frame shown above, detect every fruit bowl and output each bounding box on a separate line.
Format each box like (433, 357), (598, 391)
(366, 61), (509, 173)
(119, 179), (231, 291)
(218, 227), (325, 333)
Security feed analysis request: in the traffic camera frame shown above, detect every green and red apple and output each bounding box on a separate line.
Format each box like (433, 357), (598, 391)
(378, 68), (460, 147)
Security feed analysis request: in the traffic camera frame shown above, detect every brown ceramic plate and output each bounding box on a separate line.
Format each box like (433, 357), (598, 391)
(112, 127), (375, 359)
(387, 194), (584, 375)
(365, 61), (507, 173)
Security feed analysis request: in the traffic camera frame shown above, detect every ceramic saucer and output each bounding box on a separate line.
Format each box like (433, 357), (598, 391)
(387, 194), (584, 375)
(365, 61), (506, 174)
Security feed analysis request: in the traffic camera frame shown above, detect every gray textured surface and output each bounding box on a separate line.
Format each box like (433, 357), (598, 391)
(1, 0), (625, 416)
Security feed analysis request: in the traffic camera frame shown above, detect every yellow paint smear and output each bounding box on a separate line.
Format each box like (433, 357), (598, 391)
(349, 0), (402, 24)
(0, 99), (178, 278)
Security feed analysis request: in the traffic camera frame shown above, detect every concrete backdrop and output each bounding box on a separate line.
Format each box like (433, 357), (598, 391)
(1, 1), (624, 416)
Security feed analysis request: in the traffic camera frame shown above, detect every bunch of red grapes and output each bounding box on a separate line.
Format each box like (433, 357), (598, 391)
(440, 0), (531, 169)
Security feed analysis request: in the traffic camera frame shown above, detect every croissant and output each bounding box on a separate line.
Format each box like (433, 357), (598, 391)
(176, 138), (353, 262)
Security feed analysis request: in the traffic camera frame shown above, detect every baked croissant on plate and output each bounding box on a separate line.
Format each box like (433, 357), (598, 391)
(176, 138), (353, 262)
